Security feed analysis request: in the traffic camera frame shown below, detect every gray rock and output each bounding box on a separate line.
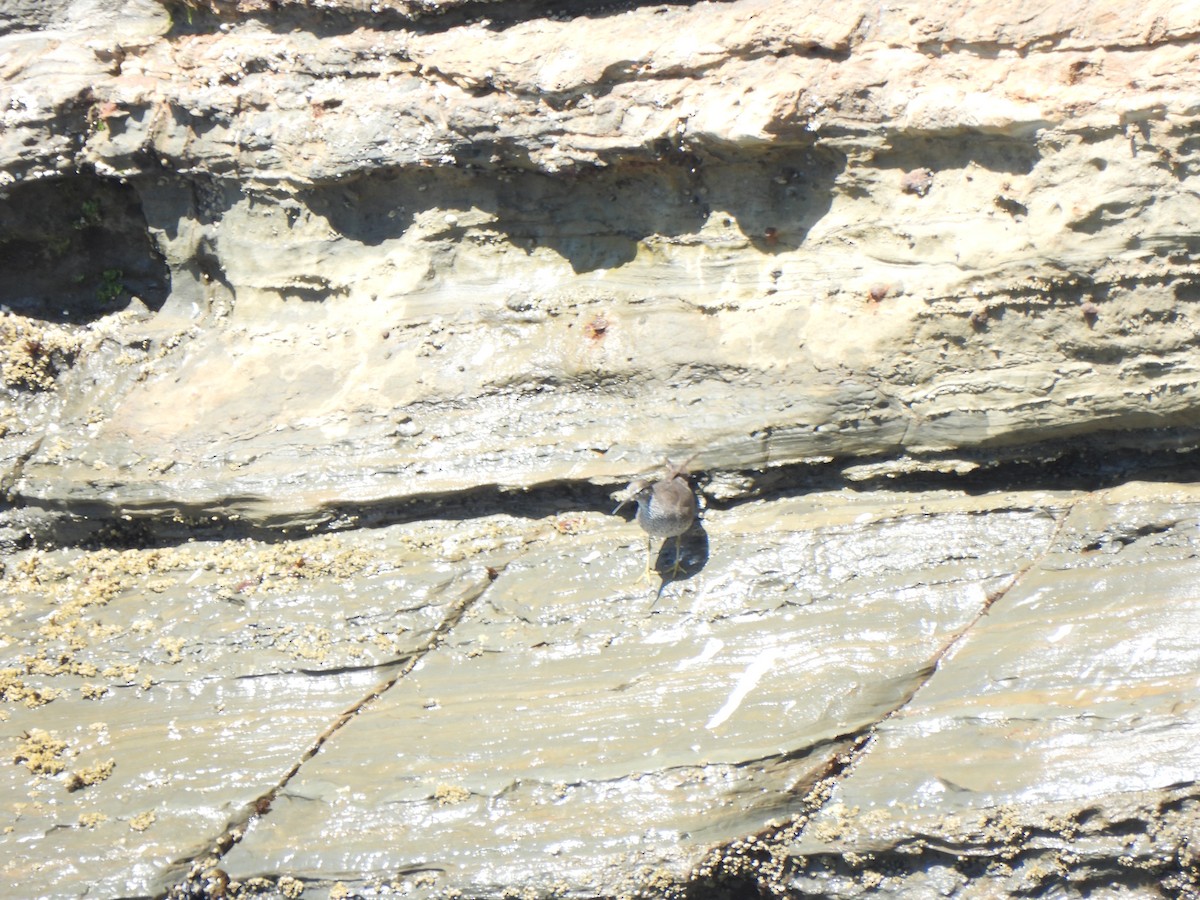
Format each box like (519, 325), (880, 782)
(1, 1), (1199, 898)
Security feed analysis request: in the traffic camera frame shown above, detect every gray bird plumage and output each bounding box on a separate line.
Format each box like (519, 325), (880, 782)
(616, 457), (697, 580)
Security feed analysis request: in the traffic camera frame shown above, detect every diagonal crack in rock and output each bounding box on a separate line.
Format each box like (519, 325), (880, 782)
(683, 496), (1082, 896)
(156, 563), (505, 898)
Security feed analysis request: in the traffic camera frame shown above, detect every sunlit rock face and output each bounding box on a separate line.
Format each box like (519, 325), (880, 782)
(2, 1), (1199, 898)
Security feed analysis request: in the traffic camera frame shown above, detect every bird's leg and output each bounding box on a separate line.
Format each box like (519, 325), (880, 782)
(666, 533), (686, 578)
(639, 534), (655, 584)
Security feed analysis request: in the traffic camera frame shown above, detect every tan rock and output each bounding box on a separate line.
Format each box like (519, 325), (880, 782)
(1, 2), (1199, 898)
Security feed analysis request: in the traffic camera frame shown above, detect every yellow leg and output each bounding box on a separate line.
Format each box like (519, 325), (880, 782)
(666, 534), (686, 578)
(639, 535), (655, 584)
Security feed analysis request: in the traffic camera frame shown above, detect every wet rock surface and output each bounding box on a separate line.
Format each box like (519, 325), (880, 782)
(2, 0), (1200, 898)
(3, 480), (1199, 898)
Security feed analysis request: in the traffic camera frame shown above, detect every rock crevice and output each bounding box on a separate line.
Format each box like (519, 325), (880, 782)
(2, 1), (1200, 898)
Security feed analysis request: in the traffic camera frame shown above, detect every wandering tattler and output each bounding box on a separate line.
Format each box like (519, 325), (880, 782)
(615, 457), (698, 580)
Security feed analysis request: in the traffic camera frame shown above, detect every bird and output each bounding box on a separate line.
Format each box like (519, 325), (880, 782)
(615, 457), (698, 581)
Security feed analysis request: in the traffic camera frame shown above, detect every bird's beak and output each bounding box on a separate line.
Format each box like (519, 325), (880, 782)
(612, 497), (629, 515)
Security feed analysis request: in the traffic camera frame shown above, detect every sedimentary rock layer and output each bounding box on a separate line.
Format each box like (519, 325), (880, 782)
(2, 0), (1199, 528)
(1, 2), (1198, 898)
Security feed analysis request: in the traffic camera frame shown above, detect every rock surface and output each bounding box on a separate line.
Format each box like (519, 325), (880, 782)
(1, 0), (1199, 898)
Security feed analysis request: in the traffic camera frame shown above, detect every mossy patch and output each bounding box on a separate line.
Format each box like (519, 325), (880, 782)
(12, 729), (69, 776)
(65, 758), (116, 792)
(0, 315), (82, 391)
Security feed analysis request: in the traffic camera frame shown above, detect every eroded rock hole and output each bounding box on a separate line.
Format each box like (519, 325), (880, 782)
(0, 174), (169, 323)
